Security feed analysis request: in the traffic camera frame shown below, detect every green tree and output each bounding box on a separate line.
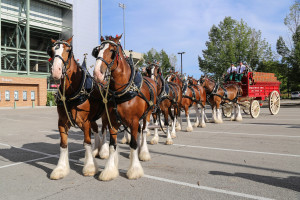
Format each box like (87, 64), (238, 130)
(276, 0), (300, 91)
(198, 17), (274, 78)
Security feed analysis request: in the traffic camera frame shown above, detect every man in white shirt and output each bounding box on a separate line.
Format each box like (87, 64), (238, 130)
(224, 63), (236, 81)
(236, 61), (246, 82)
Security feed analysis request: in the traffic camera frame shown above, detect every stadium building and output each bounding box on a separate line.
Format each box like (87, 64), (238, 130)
(0, 0), (142, 108)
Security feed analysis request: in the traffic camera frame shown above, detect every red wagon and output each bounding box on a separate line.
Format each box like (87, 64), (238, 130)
(223, 71), (281, 118)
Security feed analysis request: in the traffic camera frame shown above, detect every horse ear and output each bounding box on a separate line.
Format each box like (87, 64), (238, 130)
(51, 38), (56, 44)
(66, 36), (73, 44)
(115, 34), (122, 42)
(100, 36), (105, 42)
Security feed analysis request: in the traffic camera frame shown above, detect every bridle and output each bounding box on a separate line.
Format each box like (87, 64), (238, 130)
(47, 40), (73, 77)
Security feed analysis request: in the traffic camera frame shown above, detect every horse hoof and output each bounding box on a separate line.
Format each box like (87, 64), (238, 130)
(186, 126), (193, 132)
(120, 137), (127, 144)
(235, 116), (243, 122)
(99, 143), (109, 159)
(127, 165), (144, 180)
(92, 149), (99, 158)
(146, 130), (151, 137)
(171, 133), (176, 139)
(99, 168), (119, 181)
(150, 138), (158, 145)
(139, 151), (151, 161)
(193, 122), (199, 127)
(83, 164), (98, 176)
(50, 167), (70, 180)
(165, 139), (173, 145)
(199, 123), (206, 128)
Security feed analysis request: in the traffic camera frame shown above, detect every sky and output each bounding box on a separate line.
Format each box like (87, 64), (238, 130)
(69, 0), (293, 78)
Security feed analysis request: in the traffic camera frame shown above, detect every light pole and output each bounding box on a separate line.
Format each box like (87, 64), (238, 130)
(119, 3), (126, 49)
(178, 52), (185, 74)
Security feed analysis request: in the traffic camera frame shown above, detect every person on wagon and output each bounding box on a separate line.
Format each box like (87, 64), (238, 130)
(236, 61), (246, 82)
(224, 63), (236, 81)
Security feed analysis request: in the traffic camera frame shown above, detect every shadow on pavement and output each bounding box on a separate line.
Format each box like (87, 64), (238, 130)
(209, 171), (300, 192)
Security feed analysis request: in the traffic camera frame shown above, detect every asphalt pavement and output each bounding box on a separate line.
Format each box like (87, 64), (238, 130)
(0, 105), (299, 200)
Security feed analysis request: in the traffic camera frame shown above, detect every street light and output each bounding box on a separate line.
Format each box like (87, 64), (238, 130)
(119, 3), (126, 49)
(178, 52), (185, 74)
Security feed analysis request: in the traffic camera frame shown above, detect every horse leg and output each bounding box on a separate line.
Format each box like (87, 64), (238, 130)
(99, 128), (119, 181)
(235, 103), (243, 121)
(82, 121), (98, 176)
(50, 120), (70, 180)
(175, 107), (182, 131)
(211, 106), (217, 123)
(99, 126), (109, 159)
(144, 120), (151, 137)
(165, 116), (173, 145)
(193, 104), (200, 127)
(150, 113), (159, 145)
(215, 103), (223, 124)
(127, 120), (144, 179)
(204, 107), (209, 123)
(139, 119), (151, 161)
(92, 121), (101, 158)
(199, 106), (207, 128)
(186, 106), (193, 132)
(170, 107), (177, 139)
(231, 103), (237, 121)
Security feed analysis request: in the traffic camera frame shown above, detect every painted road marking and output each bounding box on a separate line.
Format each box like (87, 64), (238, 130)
(173, 144), (300, 158)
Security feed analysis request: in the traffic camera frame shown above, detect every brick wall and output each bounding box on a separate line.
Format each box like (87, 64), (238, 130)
(0, 76), (47, 107)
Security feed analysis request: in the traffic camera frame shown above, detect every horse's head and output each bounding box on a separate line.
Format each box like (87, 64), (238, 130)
(92, 35), (122, 83)
(188, 76), (197, 85)
(145, 63), (160, 81)
(48, 37), (73, 80)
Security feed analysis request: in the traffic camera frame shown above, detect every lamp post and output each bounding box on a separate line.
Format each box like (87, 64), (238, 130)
(178, 52), (185, 74)
(119, 3), (126, 49)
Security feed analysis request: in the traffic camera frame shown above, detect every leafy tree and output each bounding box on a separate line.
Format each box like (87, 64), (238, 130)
(198, 17), (274, 78)
(276, 0), (300, 91)
(142, 48), (176, 76)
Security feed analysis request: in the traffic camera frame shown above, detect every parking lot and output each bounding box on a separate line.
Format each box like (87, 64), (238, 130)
(0, 105), (300, 200)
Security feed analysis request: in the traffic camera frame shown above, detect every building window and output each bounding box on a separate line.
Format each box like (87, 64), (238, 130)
(23, 91), (27, 101)
(31, 91), (35, 101)
(14, 91), (19, 101)
(5, 91), (10, 101)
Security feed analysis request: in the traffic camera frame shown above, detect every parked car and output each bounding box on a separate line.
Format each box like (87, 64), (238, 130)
(291, 91), (300, 99)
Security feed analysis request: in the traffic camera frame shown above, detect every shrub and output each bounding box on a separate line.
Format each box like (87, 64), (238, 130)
(47, 91), (57, 106)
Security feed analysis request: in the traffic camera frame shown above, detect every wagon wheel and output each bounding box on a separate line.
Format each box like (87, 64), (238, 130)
(269, 91), (280, 115)
(242, 101), (250, 115)
(250, 100), (260, 118)
(222, 104), (232, 118)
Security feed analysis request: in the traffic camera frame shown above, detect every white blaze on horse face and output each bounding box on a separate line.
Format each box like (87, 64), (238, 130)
(151, 67), (155, 80)
(94, 43), (109, 82)
(167, 76), (172, 82)
(51, 44), (64, 80)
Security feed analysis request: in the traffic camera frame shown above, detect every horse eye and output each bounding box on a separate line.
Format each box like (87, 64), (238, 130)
(110, 50), (115, 59)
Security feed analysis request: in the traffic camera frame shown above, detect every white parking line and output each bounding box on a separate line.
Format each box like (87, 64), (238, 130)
(173, 144), (300, 158)
(0, 117), (22, 122)
(220, 123), (295, 127)
(144, 174), (273, 200)
(193, 130), (300, 138)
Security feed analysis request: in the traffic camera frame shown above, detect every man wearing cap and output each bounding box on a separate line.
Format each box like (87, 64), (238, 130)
(224, 63), (236, 81)
(236, 61), (246, 82)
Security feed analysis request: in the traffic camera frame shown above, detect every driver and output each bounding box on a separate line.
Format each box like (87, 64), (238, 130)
(224, 63), (236, 81)
(236, 61), (246, 82)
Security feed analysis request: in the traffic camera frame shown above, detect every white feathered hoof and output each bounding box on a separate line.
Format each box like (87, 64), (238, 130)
(127, 165), (144, 180)
(150, 137), (159, 145)
(235, 115), (243, 122)
(139, 151), (151, 161)
(120, 136), (127, 144)
(99, 167), (119, 181)
(146, 130), (151, 136)
(171, 132), (176, 139)
(214, 119), (223, 124)
(175, 123), (181, 131)
(186, 125), (193, 132)
(193, 121), (199, 127)
(99, 143), (109, 159)
(83, 162), (98, 176)
(50, 167), (70, 180)
(165, 138), (173, 145)
(230, 116), (235, 121)
(92, 149), (99, 158)
(199, 123), (206, 128)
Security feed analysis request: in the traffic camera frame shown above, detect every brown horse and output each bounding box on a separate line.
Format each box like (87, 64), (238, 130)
(48, 37), (104, 180)
(145, 63), (180, 145)
(200, 75), (243, 123)
(167, 72), (196, 132)
(187, 76), (207, 128)
(93, 35), (157, 180)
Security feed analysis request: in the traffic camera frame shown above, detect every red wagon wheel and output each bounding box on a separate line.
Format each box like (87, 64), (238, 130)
(269, 91), (280, 115)
(250, 100), (260, 118)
